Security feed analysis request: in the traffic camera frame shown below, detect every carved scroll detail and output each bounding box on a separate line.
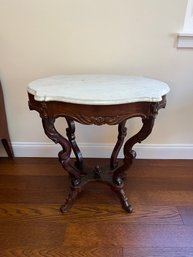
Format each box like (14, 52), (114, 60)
(42, 117), (81, 183)
(112, 102), (160, 184)
(71, 114), (132, 125)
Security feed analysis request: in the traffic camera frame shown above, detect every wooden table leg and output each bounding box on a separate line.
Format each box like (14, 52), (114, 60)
(60, 185), (82, 213)
(0, 81), (14, 159)
(42, 117), (83, 211)
(66, 117), (83, 170)
(110, 120), (127, 169)
(111, 104), (158, 212)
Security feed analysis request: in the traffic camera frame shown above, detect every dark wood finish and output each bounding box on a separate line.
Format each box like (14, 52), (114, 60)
(0, 158), (193, 255)
(0, 81), (14, 159)
(28, 93), (166, 213)
(110, 120), (127, 169)
(66, 117), (83, 170)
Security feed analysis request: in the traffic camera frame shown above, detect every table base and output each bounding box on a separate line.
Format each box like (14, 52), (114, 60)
(28, 93), (166, 213)
(60, 160), (134, 213)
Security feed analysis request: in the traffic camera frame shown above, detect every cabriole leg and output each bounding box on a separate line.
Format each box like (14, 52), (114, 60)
(111, 183), (133, 213)
(111, 112), (157, 213)
(110, 120), (127, 169)
(60, 186), (81, 213)
(42, 117), (82, 212)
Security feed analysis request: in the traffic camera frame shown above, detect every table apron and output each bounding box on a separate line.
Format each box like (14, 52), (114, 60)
(28, 94), (166, 125)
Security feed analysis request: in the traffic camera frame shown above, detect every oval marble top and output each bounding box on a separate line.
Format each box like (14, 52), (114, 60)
(28, 75), (170, 105)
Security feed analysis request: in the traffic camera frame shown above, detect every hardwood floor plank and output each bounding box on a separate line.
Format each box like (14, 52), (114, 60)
(1, 158), (193, 177)
(0, 221), (66, 250)
(0, 157), (64, 176)
(1, 174), (193, 206)
(63, 223), (193, 247)
(129, 159), (193, 178)
(0, 247), (123, 257)
(126, 176), (193, 191)
(129, 190), (193, 206)
(0, 175), (68, 190)
(123, 247), (193, 257)
(0, 188), (66, 204)
(0, 204), (182, 224)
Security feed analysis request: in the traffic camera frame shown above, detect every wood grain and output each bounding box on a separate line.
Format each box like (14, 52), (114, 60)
(0, 204), (182, 224)
(0, 221), (66, 249)
(0, 247), (123, 257)
(0, 158), (193, 256)
(63, 223), (193, 248)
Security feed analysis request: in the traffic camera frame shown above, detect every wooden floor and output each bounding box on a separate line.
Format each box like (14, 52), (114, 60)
(0, 158), (193, 256)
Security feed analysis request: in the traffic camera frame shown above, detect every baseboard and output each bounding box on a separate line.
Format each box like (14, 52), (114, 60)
(1, 142), (193, 159)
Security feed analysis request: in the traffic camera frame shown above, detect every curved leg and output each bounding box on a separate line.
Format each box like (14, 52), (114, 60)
(113, 114), (156, 184)
(122, 115), (155, 171)
(42, 117), (81, 186)
(123, 102), (160, 161)
(66, 117), (83, 169)
(111, 183), (133, 213)
(111, 107), (157, 212)
(60, 186), (81, 213)
(1, 138), (14, 159)
(110, 120), (127, 169)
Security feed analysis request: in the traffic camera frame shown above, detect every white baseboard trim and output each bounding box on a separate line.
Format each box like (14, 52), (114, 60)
(1, 142), (193, 159)
(177, 33), (193, 48)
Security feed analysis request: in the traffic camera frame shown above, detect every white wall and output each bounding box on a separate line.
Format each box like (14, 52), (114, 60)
(1, 0), (193, 158)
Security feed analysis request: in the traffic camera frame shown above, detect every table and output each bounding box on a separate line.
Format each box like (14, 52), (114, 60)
(27, 75), (169, 213)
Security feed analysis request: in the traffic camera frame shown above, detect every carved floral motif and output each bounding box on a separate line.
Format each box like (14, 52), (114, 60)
(71, 114), (132, 125)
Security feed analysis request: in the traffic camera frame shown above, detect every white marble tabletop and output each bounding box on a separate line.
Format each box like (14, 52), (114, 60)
(28, 75), (170, 105)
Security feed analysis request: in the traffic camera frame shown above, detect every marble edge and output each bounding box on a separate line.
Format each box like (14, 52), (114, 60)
(27, 93), (166, 105)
